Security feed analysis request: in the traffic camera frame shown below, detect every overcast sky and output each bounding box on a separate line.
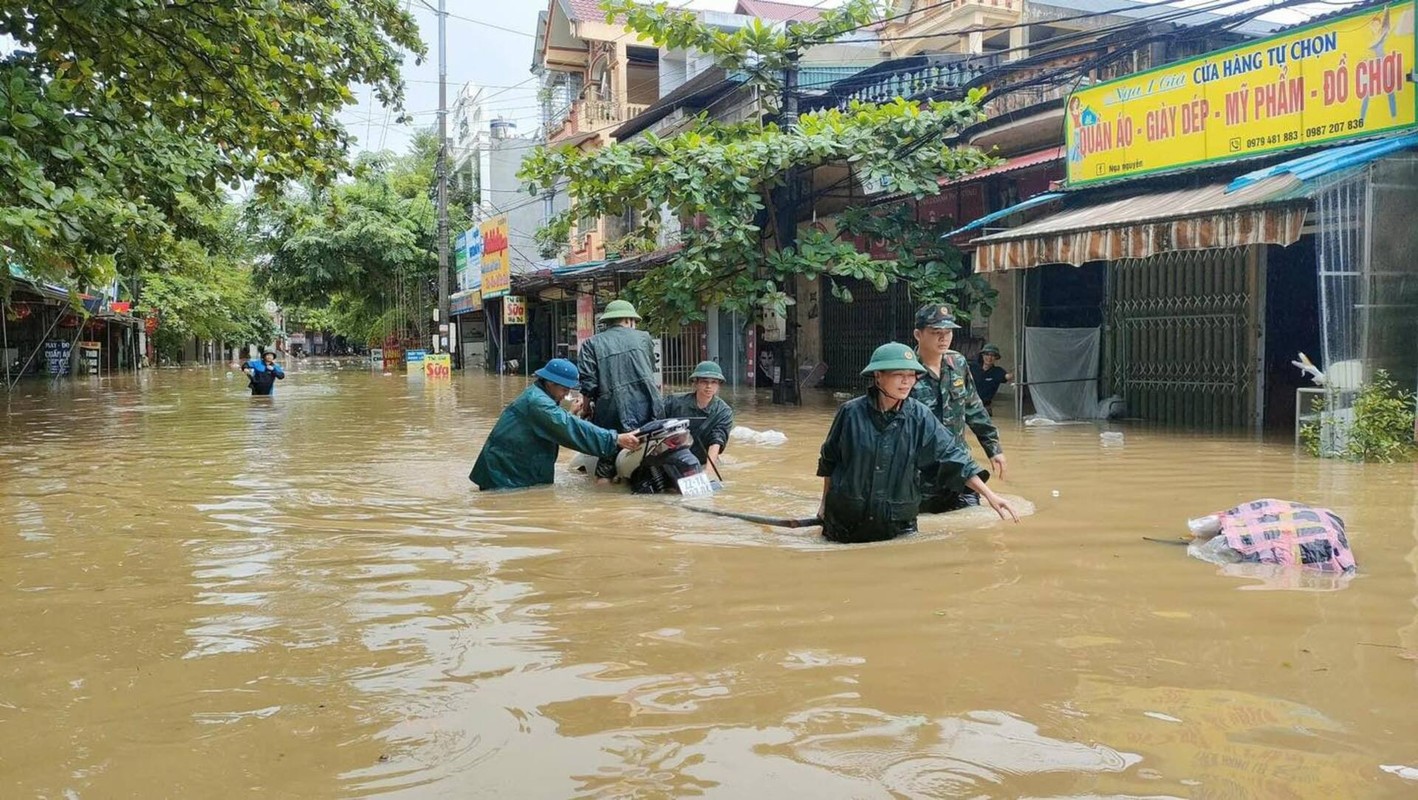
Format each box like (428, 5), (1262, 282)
(341, 0), (744, 155)
(340, 0), (1356, 156)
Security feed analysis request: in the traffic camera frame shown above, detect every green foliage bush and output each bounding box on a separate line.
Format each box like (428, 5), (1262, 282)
(1301, 370), (1418, 462)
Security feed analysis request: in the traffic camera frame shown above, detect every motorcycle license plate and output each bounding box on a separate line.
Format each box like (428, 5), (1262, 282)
(676, 473), (715, 497)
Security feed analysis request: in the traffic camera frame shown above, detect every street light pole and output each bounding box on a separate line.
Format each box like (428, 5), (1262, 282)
(435, 0), (450, 352)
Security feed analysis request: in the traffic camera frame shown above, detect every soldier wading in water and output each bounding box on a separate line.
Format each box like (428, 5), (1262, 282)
(816, 343), (1018, 544)
(910, 304), (1007, 512)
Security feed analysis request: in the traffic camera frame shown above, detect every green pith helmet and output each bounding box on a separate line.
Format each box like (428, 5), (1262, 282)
(689, 361), (726, 382)
(860, 343), (928, 375)
(980, 343), (1002, 356)
(599, 299), (642, 322)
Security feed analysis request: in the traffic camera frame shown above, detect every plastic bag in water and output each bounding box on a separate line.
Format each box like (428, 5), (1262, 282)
(730, 426), (788, 446)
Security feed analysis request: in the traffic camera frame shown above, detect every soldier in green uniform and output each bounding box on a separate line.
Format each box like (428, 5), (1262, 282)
(471, 359), (641, 491)
(577, 299), (664, 481)
(910, 304), (1008, 513)
(663, 360), (734, 471)
(816, 343), (1018, 543)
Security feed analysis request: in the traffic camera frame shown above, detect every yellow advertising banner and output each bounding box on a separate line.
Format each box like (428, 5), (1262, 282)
(1065, 0), (1416, 185)
(423, 353), (451, 379)
(480, 215), (511, 298)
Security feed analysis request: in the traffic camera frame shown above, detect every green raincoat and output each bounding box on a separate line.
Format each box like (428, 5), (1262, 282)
(578, 325), (664, 432)
(663, 392), (734, 465)
(816, 390), (984, 543)
(470, 384), (620, 490)
(910, 350), (1003, 457)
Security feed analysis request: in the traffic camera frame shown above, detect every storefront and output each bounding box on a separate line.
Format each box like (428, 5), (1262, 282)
(450, 288), (485, 371)
(961, 1), (1418, 432)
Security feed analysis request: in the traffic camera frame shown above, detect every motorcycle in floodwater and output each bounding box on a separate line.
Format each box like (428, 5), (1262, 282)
(571, 417), (718, 496)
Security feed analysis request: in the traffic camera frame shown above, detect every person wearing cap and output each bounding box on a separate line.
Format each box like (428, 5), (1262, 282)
(240, 349), (285, 396)
(663, 360), (734, 470)
(970, 343), (1013, 413)
(577, 298), (664, 481)
(470, 358), (641, 491)
(910, 303), (1006, 513)
(815, 343), (1018, 543)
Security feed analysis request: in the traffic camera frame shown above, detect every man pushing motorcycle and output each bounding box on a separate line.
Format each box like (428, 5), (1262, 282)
(577, 298), (664, 483)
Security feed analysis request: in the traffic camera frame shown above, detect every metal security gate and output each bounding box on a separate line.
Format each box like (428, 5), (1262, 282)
(1106, 247), (1260, 429)
(659, 322), (706, 387)
(820, 279), (915, 389)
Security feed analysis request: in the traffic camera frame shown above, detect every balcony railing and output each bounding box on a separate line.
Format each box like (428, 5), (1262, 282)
(840, 59), (993, 108)
(928, 0), (1018, 14)
(549, 99), (653, 142)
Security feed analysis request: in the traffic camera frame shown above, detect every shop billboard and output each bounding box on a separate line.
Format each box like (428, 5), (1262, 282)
(1065, 0), (1416, 185)
(480, 216), (510, 298)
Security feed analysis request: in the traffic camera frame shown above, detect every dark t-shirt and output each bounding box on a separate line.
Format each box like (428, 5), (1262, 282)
(969, 363), (1009, 403)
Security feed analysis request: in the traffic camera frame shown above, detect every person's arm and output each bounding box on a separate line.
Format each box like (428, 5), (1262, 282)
(921, 414), (982, 480)
(959, 357), (1006, 478)
(577, 340), (599, 401)
(240, 361), (252, 374)
(525, 392), (626, 459)
(704, 400), (733, 465)
(576, 340), (600, 419)
(816, 408), (847, 517)
(273, 365), (285, 379)
(964, 474), (1019, 522)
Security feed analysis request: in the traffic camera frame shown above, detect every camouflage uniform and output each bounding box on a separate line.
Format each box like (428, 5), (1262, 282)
(908, 304), (1003, 513)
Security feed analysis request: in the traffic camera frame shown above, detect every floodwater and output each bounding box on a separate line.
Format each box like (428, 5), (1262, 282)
(2, 361), (1417, 799)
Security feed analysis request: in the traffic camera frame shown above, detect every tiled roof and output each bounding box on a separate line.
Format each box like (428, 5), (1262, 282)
(735, 0), (825, 23)
(562, 0), (608, 23)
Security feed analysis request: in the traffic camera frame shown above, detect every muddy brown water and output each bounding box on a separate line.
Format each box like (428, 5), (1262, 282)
(2, 361), (1416, 798)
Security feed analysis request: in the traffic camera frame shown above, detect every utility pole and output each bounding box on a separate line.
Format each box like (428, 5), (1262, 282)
(435, 0), (451, 352)
(771, 50), (802, 405)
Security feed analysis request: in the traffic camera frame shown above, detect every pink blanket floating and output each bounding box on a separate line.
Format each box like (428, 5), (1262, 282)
(1214, 498), (1355, 573)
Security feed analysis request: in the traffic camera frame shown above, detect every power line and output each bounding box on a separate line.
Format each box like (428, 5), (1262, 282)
(411, 0), (535, 38)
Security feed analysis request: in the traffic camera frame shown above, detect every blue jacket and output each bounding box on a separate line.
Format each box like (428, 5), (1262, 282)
(471, 384), (621, 490)
(245, 360), (285, 395)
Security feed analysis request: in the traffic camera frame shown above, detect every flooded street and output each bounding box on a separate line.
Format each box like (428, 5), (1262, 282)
(2, 361), (1417, 798)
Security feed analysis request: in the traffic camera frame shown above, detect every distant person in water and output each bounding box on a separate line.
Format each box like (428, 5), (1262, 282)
(969, 343), (1013, 414)
(816, 343), (1017, 544)
(471, 358), (642, 491)
(241, 350), (285, 396)
(663, 361), (733, 472)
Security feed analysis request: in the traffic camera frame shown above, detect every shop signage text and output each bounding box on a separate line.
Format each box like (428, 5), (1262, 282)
(1065, 0), (1416, 185)
(503, 295), (526, 325)
(481, 215), (511, 298)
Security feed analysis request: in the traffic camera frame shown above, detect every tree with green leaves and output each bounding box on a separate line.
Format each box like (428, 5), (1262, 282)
(518, 0), (998, 328)
(140, 204), (276, 360)
(0, 0), (422, 292)
(253, 132), (475, 345)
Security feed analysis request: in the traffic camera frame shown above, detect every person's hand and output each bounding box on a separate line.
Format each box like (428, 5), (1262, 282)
(616, 432), (641, 450)
(569, 395), (585, 415)
(981, 490), (1019, 523)
(816, 498), (825, 520)
(990, 452), (1007, 480)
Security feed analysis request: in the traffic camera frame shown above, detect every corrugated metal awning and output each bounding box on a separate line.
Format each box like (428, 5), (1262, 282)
(971, 133), (1418, 273)
(940, 145), (1063, 188)
(972, 176), (1310, 272)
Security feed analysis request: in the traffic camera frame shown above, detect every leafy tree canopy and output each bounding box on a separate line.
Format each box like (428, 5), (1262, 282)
(140, 204), (275, 357)
(252, 132), (474, 345)
(0, 0), (422, 289)
(520, 0), (998, 327)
